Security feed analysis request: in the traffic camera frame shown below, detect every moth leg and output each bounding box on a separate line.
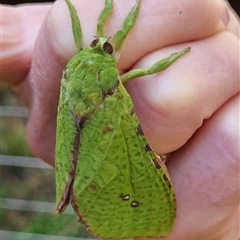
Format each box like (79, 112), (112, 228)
(120, 47), (191, 84)
(97, 0), (113, 37)
(112, 0), (141, 53)
(65, 0), (83, 52)
(154, 155), (172, 184)
(56, 111), (81, 213)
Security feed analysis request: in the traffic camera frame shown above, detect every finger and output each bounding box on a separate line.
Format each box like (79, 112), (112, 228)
(24, 0), (230, 163)
(165, 94), (239, 240)
(0, 4), (51, 85)
(126, 31), (239, 154)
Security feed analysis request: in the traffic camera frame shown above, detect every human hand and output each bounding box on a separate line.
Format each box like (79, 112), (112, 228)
(1, 0), (239, 239)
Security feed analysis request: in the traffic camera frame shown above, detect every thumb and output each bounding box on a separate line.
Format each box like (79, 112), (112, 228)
(25, 0), (77, 164)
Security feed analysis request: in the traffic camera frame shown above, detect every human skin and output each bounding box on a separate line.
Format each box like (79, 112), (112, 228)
(1, 0), (239, 239)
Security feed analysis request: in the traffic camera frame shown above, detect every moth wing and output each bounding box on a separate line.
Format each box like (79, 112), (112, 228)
(55, 74), (79, 208)
(71, 83), (176, 238)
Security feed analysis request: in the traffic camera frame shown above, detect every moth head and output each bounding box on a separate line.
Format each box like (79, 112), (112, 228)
(90, 37), (113, 55)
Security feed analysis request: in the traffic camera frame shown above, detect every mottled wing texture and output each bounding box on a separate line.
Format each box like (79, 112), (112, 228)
(55, 72), (77, 205)
(70, 83), (176, 238)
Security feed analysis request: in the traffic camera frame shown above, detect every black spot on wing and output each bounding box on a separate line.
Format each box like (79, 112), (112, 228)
(120, 193), (130, 201)
(145, 143), (152, 152)
(102, 124), (114, 135)
(136, 125), (144, 136)
(131, 201), (140, 207)
(163, 174), (172, 189)
(152, 158), (161, 169)
(130, 108), (135, 116)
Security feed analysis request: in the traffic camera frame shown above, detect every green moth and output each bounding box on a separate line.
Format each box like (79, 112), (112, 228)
(55, 0), (190, 238)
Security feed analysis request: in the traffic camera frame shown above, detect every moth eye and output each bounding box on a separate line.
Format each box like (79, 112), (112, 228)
(103, 42), (113, 54)
(90, 39), (99, 48)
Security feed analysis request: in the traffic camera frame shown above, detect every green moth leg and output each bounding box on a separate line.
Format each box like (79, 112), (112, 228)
(97, 0), (113, 37)
(112, 0), (141, 53)
(65, 0), (83, 51)
(120, 47), (191, 83)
